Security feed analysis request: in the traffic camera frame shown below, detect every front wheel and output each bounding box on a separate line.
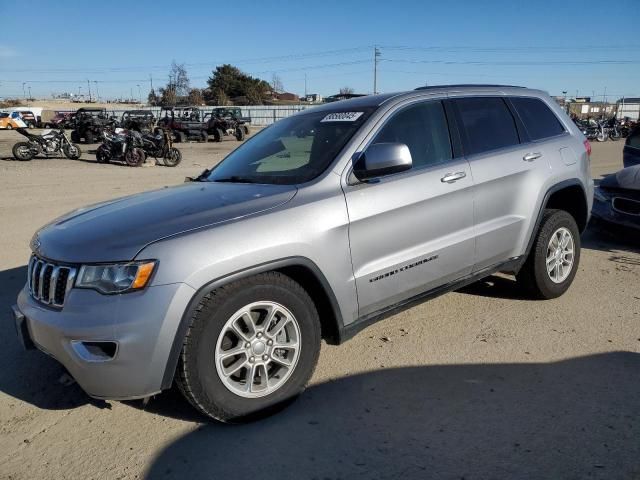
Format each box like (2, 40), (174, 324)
(125, 147), (145, 167)
(12, 142), (34, 161)
(63, 143), (82, 160)
(235, 126), (245, 141)
(163, 147), (182, 167)
(596, 131), (607, 142)
(516, 209), (581, 299)
(176, 272), (321, 423)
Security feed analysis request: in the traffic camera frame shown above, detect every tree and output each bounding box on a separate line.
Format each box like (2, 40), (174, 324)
(205, 64), (271, 105)
(271, 74), (284, 94)
(147, 88), (159, 106)
(188, 88), (205, 105)
(170, 61), (190, 97)
(339, 86), (355, 95)
(158, 87), (177, 107)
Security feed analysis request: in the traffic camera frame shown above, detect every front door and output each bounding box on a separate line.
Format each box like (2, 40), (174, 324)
(343, 99), (475, 318)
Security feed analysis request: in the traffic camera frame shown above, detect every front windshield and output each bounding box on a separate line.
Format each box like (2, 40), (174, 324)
(205, 107), (374, 185)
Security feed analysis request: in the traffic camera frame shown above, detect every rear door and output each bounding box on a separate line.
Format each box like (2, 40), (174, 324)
(343, 99), (475, 317)
(450, 96), (556, 271)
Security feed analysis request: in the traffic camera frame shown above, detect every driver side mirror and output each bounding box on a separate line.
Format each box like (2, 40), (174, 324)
(353, 142), (412, 181)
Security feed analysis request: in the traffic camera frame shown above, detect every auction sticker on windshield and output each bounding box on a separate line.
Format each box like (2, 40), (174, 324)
(320, 112), (364, 122)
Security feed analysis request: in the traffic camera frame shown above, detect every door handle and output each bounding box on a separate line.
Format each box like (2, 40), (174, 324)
(440, 171), (467, 183)
(523, 152), (542, 162)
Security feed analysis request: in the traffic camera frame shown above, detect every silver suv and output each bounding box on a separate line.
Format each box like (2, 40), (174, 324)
(13, 85), (593, 422)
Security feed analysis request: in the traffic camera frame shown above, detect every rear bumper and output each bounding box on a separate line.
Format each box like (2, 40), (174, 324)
(14, 282), (196, 400)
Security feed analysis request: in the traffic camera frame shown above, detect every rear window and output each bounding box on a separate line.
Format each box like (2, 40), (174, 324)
(511, 97), (565, 141)
(453, 97), (520, 155)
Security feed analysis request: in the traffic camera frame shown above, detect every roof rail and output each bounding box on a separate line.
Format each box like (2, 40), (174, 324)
(414, 84), (525, 91)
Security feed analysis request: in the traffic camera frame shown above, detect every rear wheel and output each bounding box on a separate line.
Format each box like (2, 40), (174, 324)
(96, 146), (110, 163)
(176, 272), (321, 423)
(63, 143), (82, 160)
(516, 209), (580, 299)
(12, 142), (34, 161)
(213, 128), (224, 142)
(7, 125), (12, 130)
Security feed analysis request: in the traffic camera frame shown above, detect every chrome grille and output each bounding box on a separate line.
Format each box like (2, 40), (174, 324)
(28, 256), (77, 308)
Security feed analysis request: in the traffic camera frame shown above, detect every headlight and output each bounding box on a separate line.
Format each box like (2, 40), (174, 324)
(593, 187), (610, 202)
(76, 261), (156, 294)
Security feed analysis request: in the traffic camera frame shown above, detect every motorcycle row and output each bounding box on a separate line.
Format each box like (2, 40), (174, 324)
(573, 116), (636, 142)
(11, 126), (182, 167)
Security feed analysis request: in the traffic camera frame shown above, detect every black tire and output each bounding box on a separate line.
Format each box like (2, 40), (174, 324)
(200, 131), (209, 143)
(516, 209), (581, 299)
(12, 142), (34, 161)
(235, 126), (245, 141)
(95, 146), (110, 163)
(213, 128), (224, 142)
(70, 130), (80, 143)
(163, 147), (182, 167)
(84, 131), (95, 144)
(176, 272), (321, 423)
(7, 124), (12, 130)
(125, 147), (145, 167)
(243, 125), (250, 136)
(63, 143), (82, 160)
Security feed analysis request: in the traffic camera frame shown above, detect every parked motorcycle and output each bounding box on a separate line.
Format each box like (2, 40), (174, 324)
(12, 128), (82, 161)
(141, 128), (182, 167)
(95, 129), (146, 167)
(595, 118), (622, 142)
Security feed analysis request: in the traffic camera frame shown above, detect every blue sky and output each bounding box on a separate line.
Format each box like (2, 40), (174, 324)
(1, 0), (638, 101)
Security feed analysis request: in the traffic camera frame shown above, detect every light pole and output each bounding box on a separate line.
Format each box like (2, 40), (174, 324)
(137, 84), (141, 104)
(94, 81), (100, 102)
(28, 86), (32, 100)
(22, 82), (26, 99)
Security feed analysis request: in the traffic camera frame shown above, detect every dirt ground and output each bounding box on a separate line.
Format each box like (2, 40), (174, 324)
(0, 131), (638, 480)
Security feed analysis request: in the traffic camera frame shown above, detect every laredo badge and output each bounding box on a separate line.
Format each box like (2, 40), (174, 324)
(320, 112), (364, 122)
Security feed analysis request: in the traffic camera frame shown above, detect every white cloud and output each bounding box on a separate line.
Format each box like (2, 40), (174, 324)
(0, 45), (18, 58)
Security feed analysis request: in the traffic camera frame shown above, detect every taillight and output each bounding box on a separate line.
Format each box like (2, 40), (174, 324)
(583, 139), (592, 157)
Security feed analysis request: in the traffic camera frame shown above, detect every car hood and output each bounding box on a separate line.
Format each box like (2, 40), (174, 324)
(32, 182), (297, 263)
(600, 165), (640, 192)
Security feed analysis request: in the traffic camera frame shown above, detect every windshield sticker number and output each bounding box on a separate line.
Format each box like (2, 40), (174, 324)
(320, 112), (364, 123)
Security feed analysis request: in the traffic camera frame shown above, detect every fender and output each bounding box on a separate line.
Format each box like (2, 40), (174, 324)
(516, 178), (588, 272)
(160, 256), (344, 390)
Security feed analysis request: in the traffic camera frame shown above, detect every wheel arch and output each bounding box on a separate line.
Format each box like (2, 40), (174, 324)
(519, 179), (588, 272)
(160, 256), (344, 390)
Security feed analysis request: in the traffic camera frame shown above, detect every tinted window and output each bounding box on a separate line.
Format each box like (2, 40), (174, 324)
(511, 97), (565, 141)
(627, 128), (640, 149)
(454, 97), (520, 155)
(373, 101), (452, 169)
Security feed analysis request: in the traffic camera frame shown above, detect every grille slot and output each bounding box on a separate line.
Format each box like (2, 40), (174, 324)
(612, 197), (640, 216)
(28, 256), (77, 308)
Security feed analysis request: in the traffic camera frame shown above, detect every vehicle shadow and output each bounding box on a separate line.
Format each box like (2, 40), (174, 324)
(0, 265), (92, 410)
(143, 352), (640, 480)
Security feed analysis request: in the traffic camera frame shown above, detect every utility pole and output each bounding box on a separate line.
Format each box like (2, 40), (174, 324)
(304, 73), (307, 98)
(22, 82), (26, 99)
(28, 86), (32, 100)
(149, 73), (153, 93)
(373, 46), (381, 94)
(137, 84), (141, 104)
(87, 79), (92, 102)
(94, 81), (100, 102)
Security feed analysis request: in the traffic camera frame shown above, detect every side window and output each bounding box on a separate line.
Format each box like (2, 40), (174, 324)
(627, 128), (640, 149)
(511, 97), (565, 141)
(453, 97), (520, 155)
(373, 101), (452, 169)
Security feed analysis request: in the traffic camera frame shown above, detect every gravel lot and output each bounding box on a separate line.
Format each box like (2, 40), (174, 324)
(0, 131), (638, 480)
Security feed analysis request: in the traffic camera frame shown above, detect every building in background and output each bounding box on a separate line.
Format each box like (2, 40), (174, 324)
(616, 98), (640, 121)
(568, 98), (616, 119)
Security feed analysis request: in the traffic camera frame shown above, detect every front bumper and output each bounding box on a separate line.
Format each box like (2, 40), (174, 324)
(14, 281), (195, 400)
(592, 197), (640, 232)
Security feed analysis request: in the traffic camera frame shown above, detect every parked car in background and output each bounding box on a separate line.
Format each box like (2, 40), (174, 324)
(13, 85), (593, 423)
(8, 107), (44, 127)
(45, 112), (76, 129)
(0, 111), (27, 129)
(623, 126), (640, 168)
(592, 165), (640, 233)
